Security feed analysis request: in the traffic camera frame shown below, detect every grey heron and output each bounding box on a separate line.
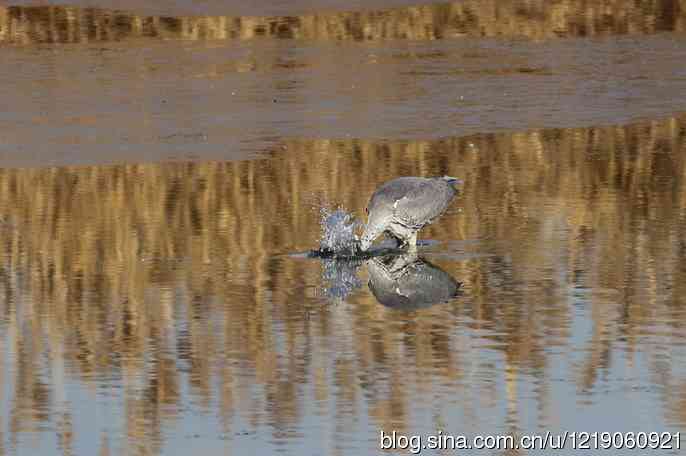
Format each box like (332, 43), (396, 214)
(359, 176), (462, 251)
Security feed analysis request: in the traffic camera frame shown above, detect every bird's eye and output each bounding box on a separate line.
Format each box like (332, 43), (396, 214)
(365, 207), (369, 214)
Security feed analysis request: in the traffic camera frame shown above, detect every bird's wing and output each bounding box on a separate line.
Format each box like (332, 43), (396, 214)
(392, 181), (454, 228)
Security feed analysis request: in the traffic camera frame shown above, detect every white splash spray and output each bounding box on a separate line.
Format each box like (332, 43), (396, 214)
(318, 207), (361, 255)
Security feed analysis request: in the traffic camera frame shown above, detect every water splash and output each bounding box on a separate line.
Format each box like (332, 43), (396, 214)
(309, 207), (365, 303)
(318, 207), (361, 256)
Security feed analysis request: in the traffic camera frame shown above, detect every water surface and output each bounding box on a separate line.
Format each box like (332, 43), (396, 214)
(1, 1), (686, 455)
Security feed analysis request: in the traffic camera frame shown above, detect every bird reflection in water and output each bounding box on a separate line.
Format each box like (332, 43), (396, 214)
(367, 251), (462, 310)
(317, 250), (462, 310)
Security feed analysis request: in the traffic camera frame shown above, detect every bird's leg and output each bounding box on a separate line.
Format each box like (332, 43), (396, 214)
(386, 232), (403, 248)
(405, 232), (418, 252)
(397, 232), (418, 251)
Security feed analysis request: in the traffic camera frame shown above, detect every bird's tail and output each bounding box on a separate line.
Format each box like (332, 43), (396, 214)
(442, 175), (463, 186)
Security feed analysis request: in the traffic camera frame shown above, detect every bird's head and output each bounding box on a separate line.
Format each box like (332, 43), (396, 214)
(359, 207), (388, 252)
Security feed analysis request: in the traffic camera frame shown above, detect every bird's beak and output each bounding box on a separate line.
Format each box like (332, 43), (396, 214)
(359, 219), (386, 252)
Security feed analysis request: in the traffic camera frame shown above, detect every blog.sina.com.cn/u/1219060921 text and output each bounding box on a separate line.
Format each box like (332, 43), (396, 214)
(379, 429), (681, 453)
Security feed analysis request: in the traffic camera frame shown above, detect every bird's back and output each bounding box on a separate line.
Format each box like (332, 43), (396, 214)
(369, 177), (457, 228)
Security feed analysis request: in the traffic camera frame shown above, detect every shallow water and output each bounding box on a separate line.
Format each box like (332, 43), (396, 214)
(2, 1), (686, 455)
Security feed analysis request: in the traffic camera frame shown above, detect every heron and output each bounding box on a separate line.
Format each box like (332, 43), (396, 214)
(359, 176), (462, 252)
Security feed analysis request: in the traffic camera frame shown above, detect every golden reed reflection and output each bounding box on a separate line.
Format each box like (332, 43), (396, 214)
(1, 0), (685, 44)
(0, 115), (686, 451)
